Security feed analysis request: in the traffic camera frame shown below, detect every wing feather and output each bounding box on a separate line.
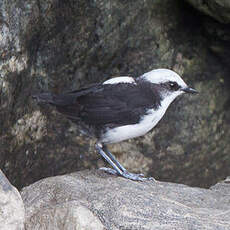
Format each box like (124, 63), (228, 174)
(76, 82), (160, 126)
(54, 81), (161, 127)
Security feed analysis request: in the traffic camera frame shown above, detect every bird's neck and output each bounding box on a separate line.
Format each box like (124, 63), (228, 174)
(160, 91), (182, 109)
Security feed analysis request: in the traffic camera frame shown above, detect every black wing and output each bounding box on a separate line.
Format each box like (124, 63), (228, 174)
(75, 82), (161, 127)
(35, 81), (161, 127)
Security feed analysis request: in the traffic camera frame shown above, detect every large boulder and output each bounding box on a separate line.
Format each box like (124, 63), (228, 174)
(21, 170), (230, 230)
(1, 0), (230, 189)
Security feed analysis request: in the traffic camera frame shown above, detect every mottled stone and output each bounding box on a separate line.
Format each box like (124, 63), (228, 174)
(185, 0), (230, 23)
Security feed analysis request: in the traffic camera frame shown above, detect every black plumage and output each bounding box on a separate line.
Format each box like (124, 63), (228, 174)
(34, 80), (162, 138)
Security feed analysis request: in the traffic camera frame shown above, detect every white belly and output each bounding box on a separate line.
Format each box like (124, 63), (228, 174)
(101, 106), (168, 144)
(100, 88), (182, 144)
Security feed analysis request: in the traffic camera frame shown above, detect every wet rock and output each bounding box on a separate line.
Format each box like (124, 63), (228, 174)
(0, 170), (25, 230)
(21, 170), (230, 230)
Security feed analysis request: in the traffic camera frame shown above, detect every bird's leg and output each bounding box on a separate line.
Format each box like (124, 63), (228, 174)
(95, 143), (154, 181)
(95, 143), (123, 176)
(102, 145), (126, 172)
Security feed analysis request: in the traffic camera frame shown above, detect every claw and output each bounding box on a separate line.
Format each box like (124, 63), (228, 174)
(121, 171), (150, 181)
(99, 167), (155, 182)
(99, 167), (119, 175)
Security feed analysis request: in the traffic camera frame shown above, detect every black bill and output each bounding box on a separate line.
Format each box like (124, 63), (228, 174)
(181, 87), (198, 94)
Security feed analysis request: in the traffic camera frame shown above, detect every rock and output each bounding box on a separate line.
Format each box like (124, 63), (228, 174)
(185, 0), (230, 23)
(21, 170), (230, 230)
(184, 0), (230, 65)
(0, 170), (25, 230)
(1, 0), (230, 190)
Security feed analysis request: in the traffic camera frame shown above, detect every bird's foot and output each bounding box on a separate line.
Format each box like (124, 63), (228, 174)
(121, 170), (155, 181)
(99, 167), (119, 175)
(99, 167), (155, 182)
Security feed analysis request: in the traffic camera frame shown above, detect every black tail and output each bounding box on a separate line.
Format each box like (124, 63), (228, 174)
(32, 92), (80, 122)
(32, 84), (101, 106)
(32, 92), (78, 106)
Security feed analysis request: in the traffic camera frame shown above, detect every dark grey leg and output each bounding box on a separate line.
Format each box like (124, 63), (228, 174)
(95, 143), (154, 181)
(102, 145), (127, 172)
(95, 143), (123, 176)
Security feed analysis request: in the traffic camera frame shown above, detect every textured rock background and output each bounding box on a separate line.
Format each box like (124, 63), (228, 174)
(185, 0), (230, 23)
(1, 0), (230, 189)
(21, 170), (230, 230)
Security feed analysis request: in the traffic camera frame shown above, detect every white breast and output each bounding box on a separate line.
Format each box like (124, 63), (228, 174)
(100, 106), (166, 144)
(100, 92), (181, 144)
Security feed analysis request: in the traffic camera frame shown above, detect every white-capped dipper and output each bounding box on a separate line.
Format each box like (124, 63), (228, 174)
(33, 69), (198, 181)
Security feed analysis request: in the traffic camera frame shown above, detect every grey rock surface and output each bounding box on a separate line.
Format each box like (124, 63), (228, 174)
(1, 0), (230, 190)
(21, 170), (230, 230)
(0, 170), (25, 230)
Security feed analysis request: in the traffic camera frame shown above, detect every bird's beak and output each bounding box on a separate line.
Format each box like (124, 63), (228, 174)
(181, 87), (198, 94)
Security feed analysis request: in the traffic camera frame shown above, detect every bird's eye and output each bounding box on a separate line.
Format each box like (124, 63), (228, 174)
(168, 81), (179, 91)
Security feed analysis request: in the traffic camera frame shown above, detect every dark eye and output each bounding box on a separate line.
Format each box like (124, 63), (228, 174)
(168, 81), (179, 91)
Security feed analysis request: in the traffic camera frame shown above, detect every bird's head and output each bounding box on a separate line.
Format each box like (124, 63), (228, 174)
(139, 68), (198, 107)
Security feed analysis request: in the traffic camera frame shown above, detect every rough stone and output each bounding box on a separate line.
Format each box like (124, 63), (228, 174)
(21, 170), (230, 230)
(185, 0), (230, 23)
(1, 0), (230, 190)
(184, 0), (230, 65)
(0, 170), (25, 230)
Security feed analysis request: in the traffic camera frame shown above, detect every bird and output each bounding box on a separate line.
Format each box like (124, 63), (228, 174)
(33, 68), (198, 181)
